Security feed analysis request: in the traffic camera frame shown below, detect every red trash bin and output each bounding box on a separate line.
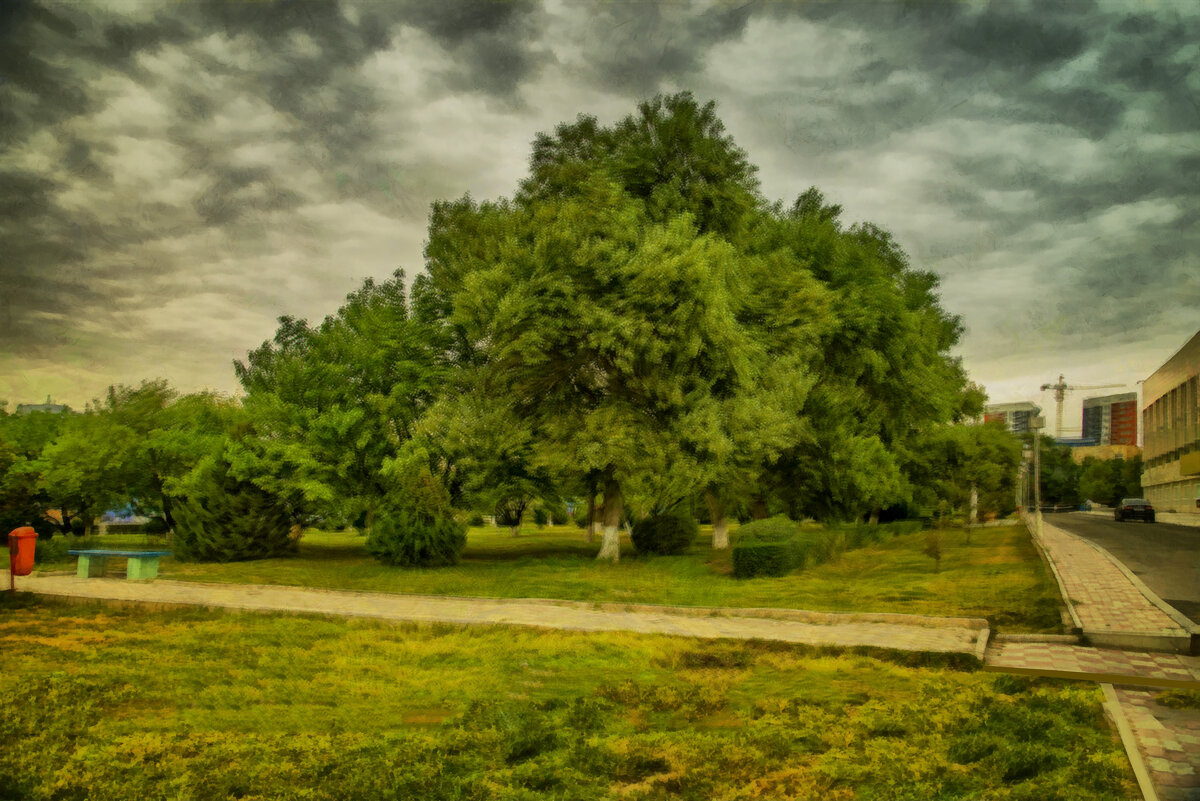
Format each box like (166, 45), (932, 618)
(8, 526), (38, 576)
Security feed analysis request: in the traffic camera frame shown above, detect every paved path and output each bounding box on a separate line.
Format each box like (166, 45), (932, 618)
(1035, 518), (1194, 649)
(985, 641), (1200, 688)
(13, 572), (986, 655)
(1113, 686), (1200, 801)
(1028, 516), (1200, 800)
(1053, 512), (1200, 624)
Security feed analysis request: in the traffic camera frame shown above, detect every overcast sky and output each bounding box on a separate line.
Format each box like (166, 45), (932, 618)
(2, 0), (1197, 433)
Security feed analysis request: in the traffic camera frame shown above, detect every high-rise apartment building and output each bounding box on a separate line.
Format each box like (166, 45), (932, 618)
(983, 402), (1041, 434)
(1082, 392), (1138, 446)
(1142, 330), (1200, 514)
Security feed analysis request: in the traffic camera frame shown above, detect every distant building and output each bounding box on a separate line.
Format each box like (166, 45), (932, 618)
(15, 396), (67, 415)
(1142, 330), (1200, 514)
(1069, 444), (1142, 465)
(984, 402), (1042, 434)
(1082, 392), (1138, 446)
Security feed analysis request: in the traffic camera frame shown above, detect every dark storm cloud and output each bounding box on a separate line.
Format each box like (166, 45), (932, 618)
(397, 0), (544, 95)
(576, 1), (756, 93)
(2, 0), (1198, 405)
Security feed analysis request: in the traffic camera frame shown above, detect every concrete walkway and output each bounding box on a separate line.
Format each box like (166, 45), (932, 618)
(13, 572), (987, 655)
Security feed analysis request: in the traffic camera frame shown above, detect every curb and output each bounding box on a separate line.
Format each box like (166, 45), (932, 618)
(1100, 683), (1160, 801)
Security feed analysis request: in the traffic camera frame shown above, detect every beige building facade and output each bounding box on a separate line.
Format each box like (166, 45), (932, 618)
(1142, 330), (1200, 514)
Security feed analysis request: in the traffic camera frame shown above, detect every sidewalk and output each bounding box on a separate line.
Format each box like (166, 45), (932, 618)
(1032, 516), (1196, 653)
(1025, 515), (1200, 800)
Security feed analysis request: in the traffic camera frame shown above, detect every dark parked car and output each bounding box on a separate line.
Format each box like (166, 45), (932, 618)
(1114, 498), (1155, 523)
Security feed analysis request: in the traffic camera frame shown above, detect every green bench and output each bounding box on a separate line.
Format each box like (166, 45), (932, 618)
(68, 549), (172, 580)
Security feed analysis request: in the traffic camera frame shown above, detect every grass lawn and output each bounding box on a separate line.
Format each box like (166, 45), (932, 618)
(34, 523), (1063, 632)
(1, 595), (1133, 801)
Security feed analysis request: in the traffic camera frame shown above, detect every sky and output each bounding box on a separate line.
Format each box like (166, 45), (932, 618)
(1, 0), (1197, 435)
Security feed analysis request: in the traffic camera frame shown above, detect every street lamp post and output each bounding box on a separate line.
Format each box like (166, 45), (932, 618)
(1031, 415), (1045, 538)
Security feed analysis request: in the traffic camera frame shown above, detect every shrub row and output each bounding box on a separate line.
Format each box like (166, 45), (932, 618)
(732, 518), (928, 579)
(631, 514), (699, 555)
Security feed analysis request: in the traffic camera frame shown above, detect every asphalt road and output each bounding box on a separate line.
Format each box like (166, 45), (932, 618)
(1048, 512), (1200, 624)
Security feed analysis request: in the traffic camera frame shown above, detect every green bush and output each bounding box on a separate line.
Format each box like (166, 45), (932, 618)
(733, 516), (798, 544)
(731, 517), (802, 578)
(173, 459), (297, 563)
(366, 504), (466, 567)
(533, 507), (549, 526)
(143, 517), (170, 535)
(466, 512), (485, 527)
(32, 534), (100, 565)
(630, 514), (698, 555)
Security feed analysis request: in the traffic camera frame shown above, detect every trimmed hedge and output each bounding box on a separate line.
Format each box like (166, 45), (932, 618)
(731, 517), (802, 578)
(631, 514), (698, 555)
(733, 518), (929, 579)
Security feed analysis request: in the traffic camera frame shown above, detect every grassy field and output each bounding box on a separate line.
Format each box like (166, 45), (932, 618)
(1, 595), (1133, 801)
(33, 523), (1063, 632)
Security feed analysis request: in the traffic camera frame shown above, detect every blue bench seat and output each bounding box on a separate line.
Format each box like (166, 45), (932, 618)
(68, 550), (173, 580)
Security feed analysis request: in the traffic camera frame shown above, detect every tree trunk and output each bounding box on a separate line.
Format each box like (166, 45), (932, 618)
(586, 491), (598, 544)
(289, 523), (303, 544)
(705, 491), (729, 550)
(750, 494), (769, 520)
(596, 472), (622, 562)
(82, 512), (94, 538)
(364, 505), (376, 536)
(969, 484), (978, 525)
(161, 493), (176, 532)
(510, 503), (524, 537)
(868, 507), (880, 526)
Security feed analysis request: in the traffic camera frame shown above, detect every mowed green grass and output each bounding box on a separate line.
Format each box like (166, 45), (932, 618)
(1, 596), (1133, 801)
(35, 523), (1063, 632)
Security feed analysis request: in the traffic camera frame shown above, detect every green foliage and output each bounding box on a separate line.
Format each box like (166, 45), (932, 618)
(1033, 435), (1082, 506)
(630, 513), (698, 555)
(1078, 455), (1144, 507)
(172, 457), (297, 562)
(32, 534), (101, 564)
(366, 467), (466, 567)
(233, 270), (443, 527)
(731, 516), (803, 577)
(923, 531), (944, 571)
(1154, 689), (1200, 709)
(903, 421), (1022, 520)
(366, 503), (466, 568)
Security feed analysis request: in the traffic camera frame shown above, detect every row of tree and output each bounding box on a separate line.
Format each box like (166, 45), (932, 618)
(1028, 436), (1144, 509)
(1, 93), (1029, 563)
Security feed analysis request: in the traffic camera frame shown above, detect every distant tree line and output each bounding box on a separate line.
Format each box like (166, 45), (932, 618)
(1, 93), (1028, 564)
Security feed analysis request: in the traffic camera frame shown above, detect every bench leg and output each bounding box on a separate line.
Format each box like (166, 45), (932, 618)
(77, 555), (108, 578)
(126, 556), (160, 580)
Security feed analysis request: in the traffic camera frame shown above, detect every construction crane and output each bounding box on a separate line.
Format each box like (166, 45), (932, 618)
(1039, 374), (1125, 438)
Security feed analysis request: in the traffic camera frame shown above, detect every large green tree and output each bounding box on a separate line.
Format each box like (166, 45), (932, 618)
(425, 131), (760, 560)
(233, 270), (443, 530)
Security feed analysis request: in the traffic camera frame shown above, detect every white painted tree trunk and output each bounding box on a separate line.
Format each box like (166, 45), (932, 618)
(970, 484), (978, 524)
(596, 474), (622, 562)
(705, 491), (729, 550)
